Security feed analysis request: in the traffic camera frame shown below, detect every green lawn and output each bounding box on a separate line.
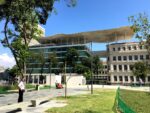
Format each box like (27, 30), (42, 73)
(0, 85), (17, 94)
(46, 89), (116, 113)
(120, 89), (150, 113)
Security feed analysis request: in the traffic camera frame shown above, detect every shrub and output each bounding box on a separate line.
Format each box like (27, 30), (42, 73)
(25, 84), (36, 89)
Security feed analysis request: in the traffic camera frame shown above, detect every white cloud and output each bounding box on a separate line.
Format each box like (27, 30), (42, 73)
(0, 53), (15, 68)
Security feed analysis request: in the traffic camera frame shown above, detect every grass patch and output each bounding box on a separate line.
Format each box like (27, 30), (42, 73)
(46, 89), (116, 113)
(39, 85), (55, 90)
(120, 89), (150, 113)
(0, 85), (17, 94)
(0, 84), (36, 94)
(26, 84), (36, 89)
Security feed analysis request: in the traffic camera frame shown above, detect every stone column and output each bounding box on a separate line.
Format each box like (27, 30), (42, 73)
(27, 75), (29, 83)
(110, 64), (113, 72)
(133, 76), (136, 83)
(32, 76), (35, 84)
(117, 65), (119, 72)
(38, 75), (39, 84)
(145, 77), (148, 84)
(111, 75), (114, 84)
(117, 76), (119, 83)
(122, 75), (125, 84)
(122, 65), (124, 72)
(128, 76), (130, 84)
(127, 65), (130, 72)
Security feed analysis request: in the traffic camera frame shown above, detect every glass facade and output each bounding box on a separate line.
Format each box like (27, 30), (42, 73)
(26, 44), (90, 74)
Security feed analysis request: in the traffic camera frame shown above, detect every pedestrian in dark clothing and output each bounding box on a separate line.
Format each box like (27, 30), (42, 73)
(18, 78), (25, 103)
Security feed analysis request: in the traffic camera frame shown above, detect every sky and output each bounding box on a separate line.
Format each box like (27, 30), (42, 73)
(0, 0), (150, 68)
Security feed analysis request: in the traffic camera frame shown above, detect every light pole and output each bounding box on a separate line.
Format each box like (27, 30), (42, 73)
(91, 41), (93, 94)
(50, 62), (52, 89)
(64, 61), (67, 98)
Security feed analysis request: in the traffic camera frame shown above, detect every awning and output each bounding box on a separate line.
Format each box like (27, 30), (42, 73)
(39, 26), (134, 43)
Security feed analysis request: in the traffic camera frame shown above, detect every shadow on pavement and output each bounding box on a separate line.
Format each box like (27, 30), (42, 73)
(39, 100), (49, 105)
(6, 108), (22, 113)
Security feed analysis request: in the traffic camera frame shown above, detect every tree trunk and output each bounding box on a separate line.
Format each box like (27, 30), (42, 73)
(50, 63), (52, 88)
(64, 62), (67, 98)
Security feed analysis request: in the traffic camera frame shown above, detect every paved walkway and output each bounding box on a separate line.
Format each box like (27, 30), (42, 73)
(0, 87), (89, 113)
(0, 85), (150, 113)
(82, 85), (150, 92)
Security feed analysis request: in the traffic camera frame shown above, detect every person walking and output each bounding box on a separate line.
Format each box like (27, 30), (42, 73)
(18, 78), (25, 103)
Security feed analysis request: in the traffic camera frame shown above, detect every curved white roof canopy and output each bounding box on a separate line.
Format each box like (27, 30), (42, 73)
(39, 26), (134, 44)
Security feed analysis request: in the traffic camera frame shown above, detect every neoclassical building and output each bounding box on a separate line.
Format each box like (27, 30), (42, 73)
(107, 42), (150, 84)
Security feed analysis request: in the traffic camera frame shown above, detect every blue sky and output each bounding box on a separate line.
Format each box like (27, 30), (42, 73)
(0, 0), (150, 68)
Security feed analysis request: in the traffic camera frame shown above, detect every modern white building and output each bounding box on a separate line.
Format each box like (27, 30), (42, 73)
(25, 26), (138, 86)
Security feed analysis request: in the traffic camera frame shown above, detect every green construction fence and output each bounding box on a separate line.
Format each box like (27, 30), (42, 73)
(116, 88), (136, 113)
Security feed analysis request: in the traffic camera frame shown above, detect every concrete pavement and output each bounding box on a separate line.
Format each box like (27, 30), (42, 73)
(0, 85), (150, 113)
(0, 87), (89, 113)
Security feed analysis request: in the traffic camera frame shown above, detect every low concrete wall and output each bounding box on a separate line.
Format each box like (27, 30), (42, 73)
(46, 75), (61, 86)
(66, 74), (86, 86)
(25, 73), (86, 86)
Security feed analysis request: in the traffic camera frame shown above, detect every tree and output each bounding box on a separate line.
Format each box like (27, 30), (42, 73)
(83, 70), (91, 81)
(38, 52), (46, 84)
(75, 57), (92, 81)
(63, 48), (79, 98)
(128, 13), (150, 54)
(129, 13), (150, 85)
(93, 55), (103, 75)
(65, 48), (79, 71)
(27, 52), (39, 77)
(7, 65), (20, 84)
(132, 62), (149, 82)
(48, 52), (58, 87)
(0, 0), (76, 77)
(75, 64), (89, 74)
(78, 55), (103, 79)
(0, 0), (54, 77)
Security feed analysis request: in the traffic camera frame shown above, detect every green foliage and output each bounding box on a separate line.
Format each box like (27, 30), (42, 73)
(75, 64), (89, 74)
(26, 52), (40, 75)
(83, 70), (91, 80)
(76, 55), (103, 79)
(8, 65), (20, 77)
(74, 62), (92, 80)
(129, 13), (150, 53)
(0, 0), (76, 73)
(48, 52), (58, 75)
(132, 62), (149, 79)
(48, 52), (58, 68)
(5, 66), (19, 85)
(25, 84), (35, 89)
(0, 0), (55, 76)
(0, 85), (17, 92)
(65, 48), (79, 68)
(0, 0), (5, 5)
(93, 55), (103, 75)
(39, 85), (51, 90)
(0, 0), (76, 77)
(81, 57), (92, 68)
(38, 52), (46, 76)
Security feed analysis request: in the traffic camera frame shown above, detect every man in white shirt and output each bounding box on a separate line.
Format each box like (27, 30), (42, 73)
(18, 78), (25, 103)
